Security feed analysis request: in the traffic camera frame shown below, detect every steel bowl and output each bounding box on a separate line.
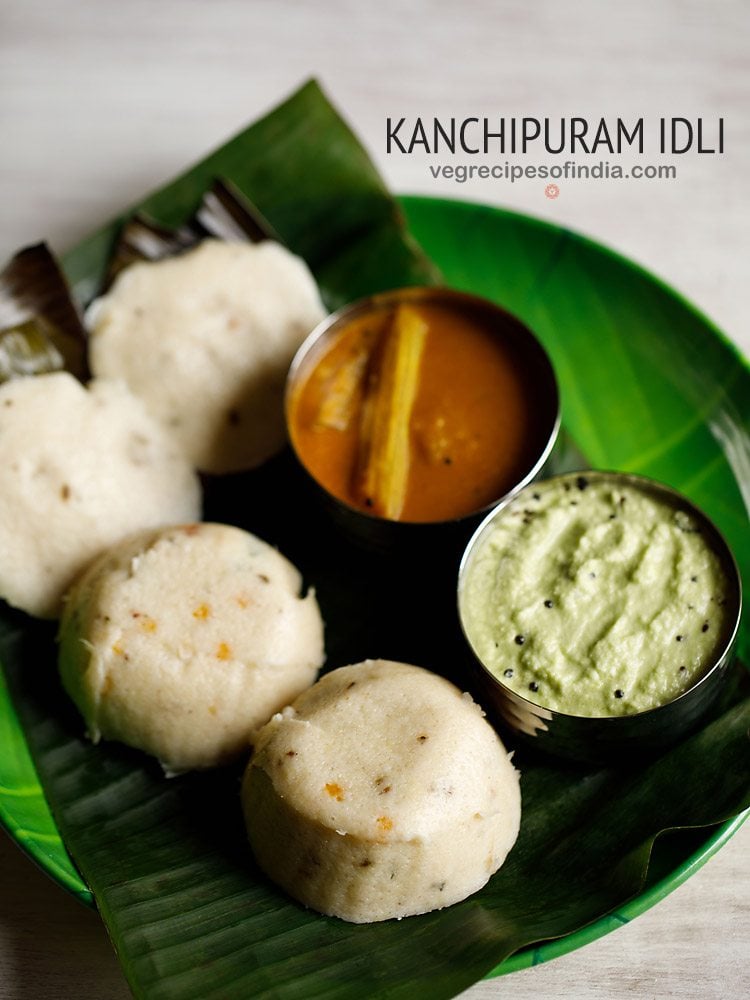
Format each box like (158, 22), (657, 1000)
(284, 285), (560, 560)
(457, 470), (743, 763)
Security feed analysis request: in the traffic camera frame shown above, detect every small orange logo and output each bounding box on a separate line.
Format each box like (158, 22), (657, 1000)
(545, 183), (560, 199)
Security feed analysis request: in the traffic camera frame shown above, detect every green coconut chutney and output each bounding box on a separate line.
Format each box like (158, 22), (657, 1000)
(460, 474), (731, 717)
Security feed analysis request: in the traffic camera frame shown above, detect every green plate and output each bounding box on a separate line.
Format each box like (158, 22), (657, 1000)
(0, 194), (748, 983)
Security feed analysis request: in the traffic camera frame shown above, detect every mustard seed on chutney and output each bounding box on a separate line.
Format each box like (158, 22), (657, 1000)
(286, 288), (559, 524)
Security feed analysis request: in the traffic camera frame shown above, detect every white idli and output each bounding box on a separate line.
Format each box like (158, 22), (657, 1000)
(86, 239), (326, 473)
(58, 522), (324, 773)
(242, 660), (521, 922)
(0, 372), (200, 618)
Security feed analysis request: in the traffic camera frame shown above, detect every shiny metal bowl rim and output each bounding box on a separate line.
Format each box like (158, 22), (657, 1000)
(284, 285), (561, 527)
(457, 468), (743, 724)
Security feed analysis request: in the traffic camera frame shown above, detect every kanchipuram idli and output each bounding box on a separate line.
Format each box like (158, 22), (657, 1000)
(0, 372), (201, 619)
(58, 523), (325, 773)
(86, 239), (327, 473)
(242, 660), (521, 923)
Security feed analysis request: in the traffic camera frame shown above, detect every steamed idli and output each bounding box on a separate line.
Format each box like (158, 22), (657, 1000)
(86, 239), (326, 473)
(58, 522), (324, 773)
(242, 660), (521, 922)
(0, 372), (200, 618)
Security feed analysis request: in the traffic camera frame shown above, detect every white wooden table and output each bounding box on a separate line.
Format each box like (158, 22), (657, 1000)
(1, 2), (748, 997)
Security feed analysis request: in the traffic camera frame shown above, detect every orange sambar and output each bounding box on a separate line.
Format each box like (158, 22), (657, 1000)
(287, 290), (558, 524)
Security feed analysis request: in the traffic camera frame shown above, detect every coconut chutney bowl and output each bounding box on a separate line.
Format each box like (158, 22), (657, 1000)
(457, 470), (743, 764)
(284, 285), (560, 558)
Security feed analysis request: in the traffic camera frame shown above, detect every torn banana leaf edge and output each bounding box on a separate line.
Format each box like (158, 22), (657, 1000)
(0, 243), (88, 383)
(103, 179), (280, 288)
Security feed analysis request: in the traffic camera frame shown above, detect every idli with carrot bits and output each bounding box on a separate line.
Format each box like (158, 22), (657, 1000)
(242, 660), (521, 923)
(58, 522), (325, 774)
(0, 371), (200, 619)
(86, 239), (327, 474)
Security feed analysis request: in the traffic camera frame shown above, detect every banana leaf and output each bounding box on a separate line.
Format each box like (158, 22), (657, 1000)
(0, 243), (88, 382)
(1, 80), (749, 1000)
(62, 81), (440, 313)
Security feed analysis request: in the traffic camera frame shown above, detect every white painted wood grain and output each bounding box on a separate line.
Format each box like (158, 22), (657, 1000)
(0, 1), (747, 997)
